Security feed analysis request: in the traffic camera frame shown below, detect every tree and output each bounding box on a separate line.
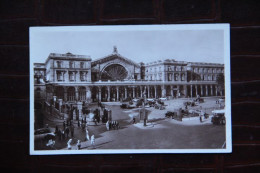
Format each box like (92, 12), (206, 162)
(216, 73), (225, 93)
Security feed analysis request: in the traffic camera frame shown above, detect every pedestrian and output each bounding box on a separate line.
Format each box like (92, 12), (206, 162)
(61, 130), (65, 141)
(78, 120), (80, 127)
(86, 129), (90, 141)
(91, 135), (95, 148)
(63, 121), (66, 130)
(76, 140), (81, 150)
(67, 139), (72, 150)
(46, 139), (55, 149)
(81, 123), (85, 132)
(132, 117), (136, 124)
(106, 121), (110, 131)
(70, 124), (74, 138)
(65, 126), (70, 138)
(55, 125), (59, 135)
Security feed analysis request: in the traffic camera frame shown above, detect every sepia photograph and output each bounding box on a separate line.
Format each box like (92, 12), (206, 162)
(30, 24), (231, 155)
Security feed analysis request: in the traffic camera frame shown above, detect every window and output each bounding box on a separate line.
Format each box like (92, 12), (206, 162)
(57, 61), (61, 68)
(168, 66), (172, 71)
(69, 61), (74, 68)
(168, 73), (172, 81)
(57, 71), (62, 81)
(181, 74), (185, 81)
(80, 72), (86, 81)
(174, 74), (179, 81)
(80, 62), (84, 68)
(69, 72), (75, 81)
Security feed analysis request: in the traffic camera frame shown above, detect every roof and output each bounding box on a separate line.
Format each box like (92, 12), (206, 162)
(91, 53), (140, 67)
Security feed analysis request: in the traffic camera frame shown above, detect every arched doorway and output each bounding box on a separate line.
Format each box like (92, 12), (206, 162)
(55, 86), (64, 100)
(166, 86), (171, 97)
(67, 87), (75, 101)
(101, 86), (108, 102)
(79, 87), (86, 101)
(119, 86), (125, 101)
(101, 64), (128, 81)
(91, 86), (99, 102)
(110, 86), (117, 101)
(156, 86), (162, 98)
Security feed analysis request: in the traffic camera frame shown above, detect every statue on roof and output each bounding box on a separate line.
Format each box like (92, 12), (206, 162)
(113, 46), (118, 54)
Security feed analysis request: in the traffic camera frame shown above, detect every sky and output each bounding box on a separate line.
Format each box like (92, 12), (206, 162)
(30, 25), (225, 64)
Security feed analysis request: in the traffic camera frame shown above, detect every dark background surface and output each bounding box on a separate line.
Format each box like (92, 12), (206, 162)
(0, 0), (259, 172)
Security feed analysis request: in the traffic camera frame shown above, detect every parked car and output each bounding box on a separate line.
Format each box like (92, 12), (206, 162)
(218, 97), (225, 103)
(211, 109), (225, 125)
(159, 97), (167, 101)
(34, 128), (55, 142)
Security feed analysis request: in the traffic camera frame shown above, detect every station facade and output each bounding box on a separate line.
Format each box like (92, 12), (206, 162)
(34, 47), (224, 104)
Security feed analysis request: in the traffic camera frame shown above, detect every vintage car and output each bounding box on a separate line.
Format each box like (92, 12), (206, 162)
(183, 101), (196, 107)
(211, 109), (226, 125)
(34, 128), (55, 142)
(120, 102), (136, 109)
(159, 97), (167, 101)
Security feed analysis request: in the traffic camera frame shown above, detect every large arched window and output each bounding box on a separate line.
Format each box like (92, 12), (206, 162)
(101, 64), (128, 81)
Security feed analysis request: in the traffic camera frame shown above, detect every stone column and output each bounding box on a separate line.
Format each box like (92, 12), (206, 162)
(206, 85), (208, 96)
(147, 86), (150, 98)
(215, 85), (218, 96)
(125, 87), (127, 99)
(140, 86), (143, 97)
(107, 86), (110, 101)
(190, 85), (193, 98)
(184, 85), (187, 97)
(75, 87), (79, 101)
(154, 86), (157, 98)
(210, 85), (213, 96)
(195, 85), (198, 97)
(179, 72), (181, 81)
(77, 101), (82, 121)
(177, 85), (180, 98)
(58, 99), (63, 113)
(170, 85), (174, 98)
(200, 85), (203, 96)
(116, 86), (119, 101)
(86, 87), (91, 103)
(64, 87), (67, 102)
(161, 85), (166, 98)
(98, 86), (101, 102)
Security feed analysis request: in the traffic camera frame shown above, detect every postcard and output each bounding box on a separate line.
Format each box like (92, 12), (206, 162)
(30, 24), (231, 155)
